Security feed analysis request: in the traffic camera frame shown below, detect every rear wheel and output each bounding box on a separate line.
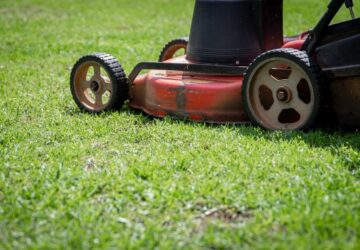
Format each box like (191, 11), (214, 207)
(70, 53), (128, 113)
(158, 37), (189, 62)
(242, 48), (323, 130)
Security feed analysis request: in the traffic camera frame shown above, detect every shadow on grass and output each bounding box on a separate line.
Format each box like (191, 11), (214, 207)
(65, 104), (360, 177)
(65, 104), (360, 148)
(177, 116), (359, 177)
(148, 113), (360, 177)
(64, 104), (160, 128)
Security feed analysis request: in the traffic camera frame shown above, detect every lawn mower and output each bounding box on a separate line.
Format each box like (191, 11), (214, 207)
(70, 0), (360, 130)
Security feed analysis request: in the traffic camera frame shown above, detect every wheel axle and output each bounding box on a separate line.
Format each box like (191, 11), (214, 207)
(276, 87), (292, 103)
(90, 81), (100, 92)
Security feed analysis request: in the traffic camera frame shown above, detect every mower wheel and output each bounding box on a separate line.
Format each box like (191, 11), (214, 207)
(70, 52), (128, 113)
(242, 48), (323, 130)
(158, 37), (189, 62)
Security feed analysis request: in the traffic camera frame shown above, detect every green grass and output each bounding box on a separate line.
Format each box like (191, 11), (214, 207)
(1, 0), (360, 249)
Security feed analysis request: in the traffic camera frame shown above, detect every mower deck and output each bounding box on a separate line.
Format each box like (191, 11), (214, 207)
(129, 57), (249, 123)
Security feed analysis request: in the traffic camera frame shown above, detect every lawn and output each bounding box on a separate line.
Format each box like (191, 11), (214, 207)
(0, 0), (359, 249)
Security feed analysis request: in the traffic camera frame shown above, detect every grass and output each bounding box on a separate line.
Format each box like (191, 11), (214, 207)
(0, 0), (360, 249)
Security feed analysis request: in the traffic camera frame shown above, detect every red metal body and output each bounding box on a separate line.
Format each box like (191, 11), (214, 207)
(128, 40), (305, 123)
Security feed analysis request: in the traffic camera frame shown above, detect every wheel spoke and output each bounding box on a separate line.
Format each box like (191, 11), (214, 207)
(81, 80), (91, 89)
(93, 64), (101, 78)
(267, 102), (282, 120)
(95, 92), (103, 107)
(259, 101), (283, 128)
(256, 74), (279, 93)
(255, 70), (280, 93)
(288, 68), (303, 87)
(290, 95), (310, 117)
(102, 76), (112, 92)
(253, 85), (263, 110)
(253, 83), (284, 128)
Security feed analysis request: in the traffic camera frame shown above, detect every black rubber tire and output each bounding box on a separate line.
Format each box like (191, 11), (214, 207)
(242, 48), (324, 130)
(70, 52), (128, 113)
(158, 37), (189, 62)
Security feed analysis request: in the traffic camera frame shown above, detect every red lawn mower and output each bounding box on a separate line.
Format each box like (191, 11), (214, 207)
(70, 0), (360, 130)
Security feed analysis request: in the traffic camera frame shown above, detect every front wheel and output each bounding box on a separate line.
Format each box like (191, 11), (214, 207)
(242, 48), (324, 130)
(158, 37), (189, 62)
(70, 52), (128, 113)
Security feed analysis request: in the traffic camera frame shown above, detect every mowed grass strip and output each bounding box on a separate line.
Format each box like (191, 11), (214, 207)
(0, 0), (359, 249)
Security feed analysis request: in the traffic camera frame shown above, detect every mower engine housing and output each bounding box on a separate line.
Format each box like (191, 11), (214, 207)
(187, 0), (283, 65)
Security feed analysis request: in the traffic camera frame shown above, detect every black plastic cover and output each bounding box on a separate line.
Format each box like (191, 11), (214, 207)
(186, 0), (283, 65)
(316, 19), (360, 77)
